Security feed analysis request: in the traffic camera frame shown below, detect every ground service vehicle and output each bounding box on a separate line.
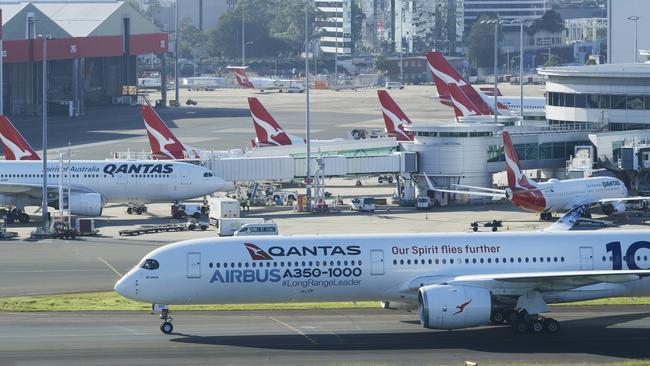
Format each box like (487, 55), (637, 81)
(234, 222), (278, 237)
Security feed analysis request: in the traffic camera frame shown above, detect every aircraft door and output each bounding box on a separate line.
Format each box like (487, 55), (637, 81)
(181, 167), (190, 185)
(579, 247), (593, 270)
(187, 252), (201, 278)
(370, 250), (384, 275)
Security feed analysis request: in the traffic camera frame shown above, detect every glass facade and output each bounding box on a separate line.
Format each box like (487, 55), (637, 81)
(547, 92), (650, 111)
(487, 141), (590, 163)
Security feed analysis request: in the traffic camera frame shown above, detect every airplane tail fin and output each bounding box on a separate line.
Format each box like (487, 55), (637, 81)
(425, 51), (494, 115)
(227, 66), (254, 89)
(479, 87), (503, 96)
(447, 83), (481, 120)
(0, 116), (40, 160)
(377, 90), (414, 141)
(503, 131), (536, 189)
(140, 102), (187, 159)
(248, 97), (293, 146)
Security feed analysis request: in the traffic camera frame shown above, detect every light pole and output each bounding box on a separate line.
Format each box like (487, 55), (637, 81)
(480, 18), (503, 124)
(304, 4), (312, 211)
(241, 1), (246, 66)
(39, 34), (52, 233)
(627, 16), (640, 63)
(512, 18), (528, 120)
(334, 3), (338, 87)
(174, 0), (179, 107)
(399, 1), (403, 83)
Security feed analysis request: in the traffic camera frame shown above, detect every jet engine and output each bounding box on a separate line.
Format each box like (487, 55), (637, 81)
(601, 201), (626, 215)
(68, 193), (103, 216)
(418, 285), (491, 330)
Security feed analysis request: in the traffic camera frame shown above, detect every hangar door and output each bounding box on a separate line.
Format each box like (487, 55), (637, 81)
(187, 252), (201, 278)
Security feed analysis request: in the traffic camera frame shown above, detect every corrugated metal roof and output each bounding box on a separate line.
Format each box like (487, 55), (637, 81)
(33, 1), (124, 37)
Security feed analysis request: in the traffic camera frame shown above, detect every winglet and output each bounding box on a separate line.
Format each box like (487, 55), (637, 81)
(543, 205), (586, 232)
(0, 116), (40, 160)
(377, 90), (414, 141)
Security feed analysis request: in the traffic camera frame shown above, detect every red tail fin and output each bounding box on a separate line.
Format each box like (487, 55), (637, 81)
(248, 97), (295, 146)
(377, 90), (413, 141)
(447, 84), (482, 120)
(425, 51), (494, 115)
(227, 66), (254, 89)
(480, 87), (503, 96)
(503, 131), (535, 189)
(141, 104), (187, 159)
(0, 116), (40, 160)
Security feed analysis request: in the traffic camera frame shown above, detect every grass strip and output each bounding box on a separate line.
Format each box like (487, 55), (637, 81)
(0, 291), (378, 312)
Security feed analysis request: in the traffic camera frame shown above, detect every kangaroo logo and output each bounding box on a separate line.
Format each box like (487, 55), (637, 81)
(244, 243), (273, 260)
(251, 112), (286, 146)
(380, 106), (412, 139)
(453, 299), (472, 316)
(0, 133), (36, 160)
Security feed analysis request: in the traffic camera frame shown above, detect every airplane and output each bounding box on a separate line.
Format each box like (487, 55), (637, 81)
(0, 116), (40, 160)
(446, 83), (520, 125)
(115, 228), (650, 335)
(141, 103), (202, 160)
(227, 66), (285, 92)
(425, 131), (650, 224)
(248, 97), (306, 147)
(377, 90), (414, 142)
(0, 160), (224, 220)
(424, 51), (545, 117)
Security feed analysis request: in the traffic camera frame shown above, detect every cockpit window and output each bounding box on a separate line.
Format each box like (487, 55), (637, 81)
(203, 172), (213, 177)
(140, 259), (159, 270)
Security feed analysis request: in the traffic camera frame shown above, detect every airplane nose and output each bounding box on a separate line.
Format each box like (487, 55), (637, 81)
(114, 276), (132, 299)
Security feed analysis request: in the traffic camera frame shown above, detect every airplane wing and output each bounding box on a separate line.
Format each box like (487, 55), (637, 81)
(0, 182), (97, 198)
(598, 196), (650, 203)
(448, 269), (650, 292)
(422, 173), (506, 199)
(543, 205), (587, 232)
(453, 184), (506, 194)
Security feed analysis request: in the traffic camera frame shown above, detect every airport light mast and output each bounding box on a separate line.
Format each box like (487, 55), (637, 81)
(39, 34), (52, 233)
(174, 0), (179, 107)
(304, 3), (312, 211)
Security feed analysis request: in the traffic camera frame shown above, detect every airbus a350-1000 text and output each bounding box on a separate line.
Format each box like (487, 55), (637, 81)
(115, 230), (650, 335)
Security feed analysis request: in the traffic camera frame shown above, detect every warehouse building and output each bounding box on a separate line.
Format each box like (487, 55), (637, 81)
(0, 1), (168, 116)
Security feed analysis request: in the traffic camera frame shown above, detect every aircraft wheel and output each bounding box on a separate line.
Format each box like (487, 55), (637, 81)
(19, 213), (30, 223)
(192, 212), (201, 219)
(127, 207), (133, 215)
(544, 318), (560, 333)
(160, 321), (173, 334)
(530, 318), (544, 333)
(491, 226), (498, 232)
(491, 311), (505, 324)
(512, 319), (529, 333)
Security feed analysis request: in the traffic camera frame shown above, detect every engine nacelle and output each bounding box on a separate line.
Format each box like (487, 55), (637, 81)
(69, 193), (103, 216)
(602, 201), (626, 215)
(418, 285), (491, 330)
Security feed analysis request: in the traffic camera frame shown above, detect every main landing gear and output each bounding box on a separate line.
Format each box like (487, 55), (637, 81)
(126, 203), (148, 215)
(539, 212), (554, 221)
(0, 208), (30, 224)
(154, 305), (173, 334)
(505, 310), (560, 334)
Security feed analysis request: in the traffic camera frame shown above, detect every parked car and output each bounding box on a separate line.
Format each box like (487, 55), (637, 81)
(385, 81), (404, 90)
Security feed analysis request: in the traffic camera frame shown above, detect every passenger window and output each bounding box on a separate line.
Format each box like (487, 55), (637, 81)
(140, 259), (159, 270)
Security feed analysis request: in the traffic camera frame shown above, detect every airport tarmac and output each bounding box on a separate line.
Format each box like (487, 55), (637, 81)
(1, 306), (649, 365)
(7, 84), (545, 159)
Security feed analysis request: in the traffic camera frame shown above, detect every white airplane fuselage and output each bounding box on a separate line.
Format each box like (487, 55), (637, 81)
(0, 160), (224, 204)
(116, 230), (650, 306)
(509, 176), (628, 213)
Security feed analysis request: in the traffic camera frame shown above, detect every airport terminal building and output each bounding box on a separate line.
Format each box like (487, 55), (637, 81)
(0, 1), (167, 116)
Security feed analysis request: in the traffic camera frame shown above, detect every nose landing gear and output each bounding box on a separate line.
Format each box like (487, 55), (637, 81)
(154, 305), (173, 334)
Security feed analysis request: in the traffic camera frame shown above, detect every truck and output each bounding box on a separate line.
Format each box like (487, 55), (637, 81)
(172, 202), (209, 219)
(209, 197), (241, 226)
(416, 196), (432, 210)
(351, 197), (376, 212)
(217, 217), (265, 236)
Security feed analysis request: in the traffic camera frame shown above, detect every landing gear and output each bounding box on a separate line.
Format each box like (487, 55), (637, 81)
(510, 311), (560, 334)
(127, 204), (148, 215)
(490, 310), (505, 324)
(0, 208), (30, 224)
(158, 307), (174, 334)
(540, 212), (553, 221)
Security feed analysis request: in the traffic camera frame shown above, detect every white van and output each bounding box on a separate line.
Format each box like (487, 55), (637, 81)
(234, 222), (279, 236)
(385, 81), (404, 90)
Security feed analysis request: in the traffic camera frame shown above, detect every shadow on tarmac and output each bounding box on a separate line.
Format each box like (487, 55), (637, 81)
(169, 312), (650, 358)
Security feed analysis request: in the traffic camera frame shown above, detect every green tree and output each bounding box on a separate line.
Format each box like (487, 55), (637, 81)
(527, 10), (565, 35)
(467, 16), (500, 69)
(374, 55), (388, 73)
(178, 17), (207, 59)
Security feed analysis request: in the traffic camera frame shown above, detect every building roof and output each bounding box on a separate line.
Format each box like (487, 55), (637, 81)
(33, 1), (124, 37)
(0, 3), (29, 25)
(538, 63), (650, 78)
